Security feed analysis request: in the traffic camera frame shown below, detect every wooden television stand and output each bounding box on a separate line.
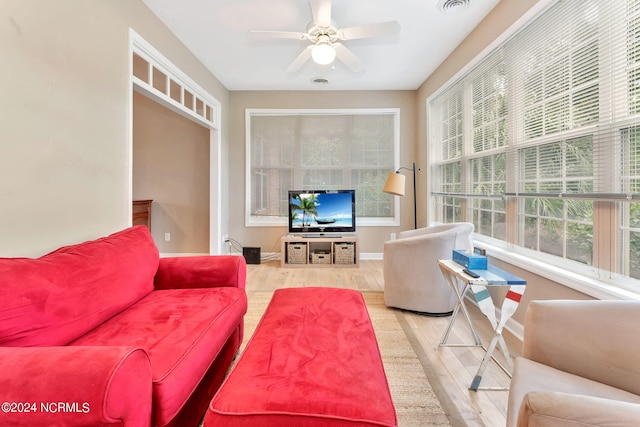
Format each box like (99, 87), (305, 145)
(280, 234), (359, 268)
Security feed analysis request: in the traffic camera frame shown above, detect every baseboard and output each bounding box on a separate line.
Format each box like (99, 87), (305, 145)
(361, 252), (383, 260)
(505, 317), (524, 342)
(240, 252), (382, 261)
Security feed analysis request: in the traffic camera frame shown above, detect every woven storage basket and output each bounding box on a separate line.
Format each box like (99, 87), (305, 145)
(311, 251), (331, 264)
(287, 243), (308, 264)
(334, 242), (355, 265)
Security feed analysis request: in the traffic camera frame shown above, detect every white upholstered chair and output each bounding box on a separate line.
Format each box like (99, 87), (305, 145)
(507, 300), (640, 427)
(383, 222), (474, 316)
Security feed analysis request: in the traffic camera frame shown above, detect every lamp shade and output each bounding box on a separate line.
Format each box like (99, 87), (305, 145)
(383, 172), (406, 196)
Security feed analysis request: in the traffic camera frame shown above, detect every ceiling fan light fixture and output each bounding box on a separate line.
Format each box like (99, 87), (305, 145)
(311, 40), (336, 65)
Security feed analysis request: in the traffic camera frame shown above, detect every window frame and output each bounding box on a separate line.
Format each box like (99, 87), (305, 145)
(245, 108), (401, 228)
(427, 0), (640, 300)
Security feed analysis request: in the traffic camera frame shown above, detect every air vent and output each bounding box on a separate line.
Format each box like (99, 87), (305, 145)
(312, 78), (329, 85)
(437, 0), (472, 14)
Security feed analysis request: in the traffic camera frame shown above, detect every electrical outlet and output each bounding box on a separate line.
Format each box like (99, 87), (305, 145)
(390, 232), (396, 240)
(164, 233), (171, 241)
(222, 234), (229, 244)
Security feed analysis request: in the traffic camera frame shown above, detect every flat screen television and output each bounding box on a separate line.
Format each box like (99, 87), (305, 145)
(288, 189), (356, 235)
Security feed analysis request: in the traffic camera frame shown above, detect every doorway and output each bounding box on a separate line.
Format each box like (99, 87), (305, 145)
(133, 91), (210, 254)
(129, 30), (222, 254)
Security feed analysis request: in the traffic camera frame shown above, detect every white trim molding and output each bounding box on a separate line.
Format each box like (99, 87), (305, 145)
(128, 29), (224, 255)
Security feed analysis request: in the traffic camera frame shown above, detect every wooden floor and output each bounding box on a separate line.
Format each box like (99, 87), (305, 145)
(246, 259), (521, 427)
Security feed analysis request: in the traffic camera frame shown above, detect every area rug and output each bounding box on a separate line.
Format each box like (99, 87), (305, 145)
(241, 290), (453, 427)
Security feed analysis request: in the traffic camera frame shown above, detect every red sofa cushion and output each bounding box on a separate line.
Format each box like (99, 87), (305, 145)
(0, 226), (158, 346)
(70, 286), (247, 427)
(155, 255), (247, 291)
(206, 287), (397, 427)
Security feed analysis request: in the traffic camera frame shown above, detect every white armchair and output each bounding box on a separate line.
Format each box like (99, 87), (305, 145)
(508, 300), (640, 427)
(383, 222), (474, 315)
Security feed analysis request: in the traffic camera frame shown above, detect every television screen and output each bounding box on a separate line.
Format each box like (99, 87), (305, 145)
(288, 190), (356, 234)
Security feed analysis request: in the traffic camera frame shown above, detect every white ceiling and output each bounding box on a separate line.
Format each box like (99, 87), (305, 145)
(142, 0), (500, 91)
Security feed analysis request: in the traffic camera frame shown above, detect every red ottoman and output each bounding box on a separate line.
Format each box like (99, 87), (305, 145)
(204, 287), (397, 427)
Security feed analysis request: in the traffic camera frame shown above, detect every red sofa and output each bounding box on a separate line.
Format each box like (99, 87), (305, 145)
(0, 226), (247, 427)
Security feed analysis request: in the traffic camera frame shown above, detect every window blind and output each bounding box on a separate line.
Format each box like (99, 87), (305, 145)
(247, 110), (398, 224)
(429, 0), (640, 283)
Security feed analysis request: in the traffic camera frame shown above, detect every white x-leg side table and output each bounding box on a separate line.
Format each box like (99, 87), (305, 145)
(438, 259), (526, 391)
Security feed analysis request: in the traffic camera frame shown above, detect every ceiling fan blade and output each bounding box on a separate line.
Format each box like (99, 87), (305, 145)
(250, 30), (308, 40)
(286, 46), (313, 73)
(338, 21), (400, 40)
(310, 0), (332, 28)
(334, 43), (364, 73)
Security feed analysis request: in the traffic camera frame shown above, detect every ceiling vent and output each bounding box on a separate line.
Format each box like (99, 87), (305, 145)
(437, 0), (472, 14)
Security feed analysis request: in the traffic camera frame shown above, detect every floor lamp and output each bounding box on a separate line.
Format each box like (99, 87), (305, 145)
(383, 162), (419, 229)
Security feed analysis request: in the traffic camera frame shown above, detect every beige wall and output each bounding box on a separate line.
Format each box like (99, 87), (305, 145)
(133, 92), (210, 254)
(0, 0), (229, 256)
(228, 90), (417, 255)
(416, 0), (594, 326)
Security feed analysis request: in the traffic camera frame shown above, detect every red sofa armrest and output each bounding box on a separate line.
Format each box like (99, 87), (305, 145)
(154, 255), (247, 290)
(0, 346), (151, 427)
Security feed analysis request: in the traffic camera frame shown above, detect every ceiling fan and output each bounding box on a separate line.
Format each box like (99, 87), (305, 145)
(251, 0), (400, 73)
